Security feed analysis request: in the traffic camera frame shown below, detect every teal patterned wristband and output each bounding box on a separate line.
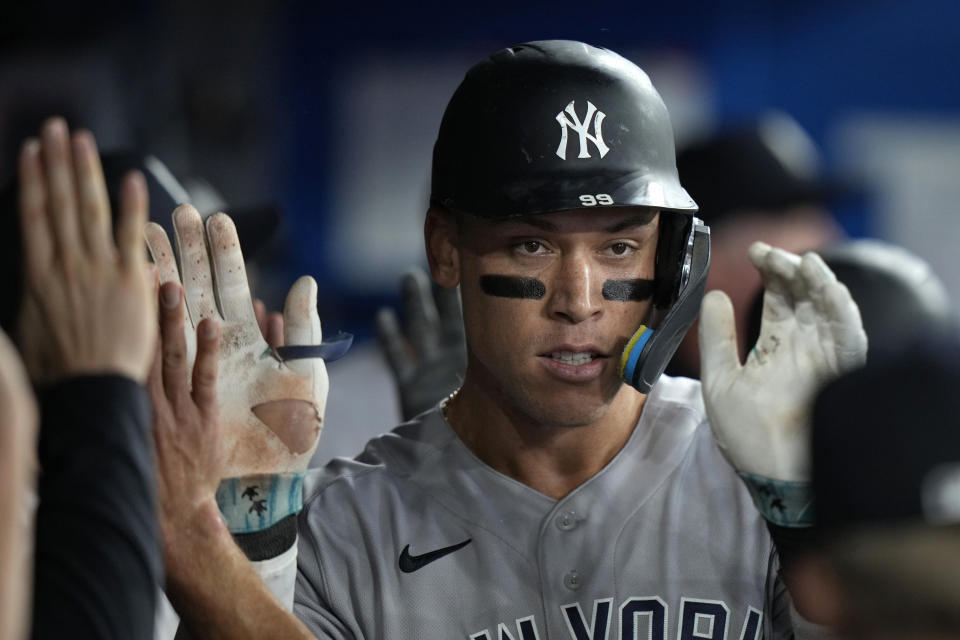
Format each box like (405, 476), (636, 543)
(738, 472), (815, 528)
(216, 473), (305, 534)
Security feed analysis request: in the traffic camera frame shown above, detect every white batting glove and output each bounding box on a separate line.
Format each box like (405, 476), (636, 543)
(146, 205), (331, 533)
(699, 241), (867, 525)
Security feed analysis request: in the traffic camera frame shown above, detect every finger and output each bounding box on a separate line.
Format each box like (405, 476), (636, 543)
(146, 261), (158, 295)
(375, 306), (413, 381)
(40, 117), (83, 258)
(18, 138), (54, 281)
(172, 205), (218, 324)
(749, 242), (798, 324)
(283, 275), (321, 344)
(401, 269), (441, 361)
(755, 284), (795, 343)
(797, 251), (838, 308)
(699, 290), (742, 386)
(283, 276), (321, 375)
(766, 247), (804, 301)
(267, 312), (284, 349)
(822, 282), (868, 369)
(146, 231), (197, 365)
(748, 242), (786, 296)
(116, 170), (149, 266)
(799, 253), (867, 368)
(768, 247), (821, 329)
(192, 318), (220, 417)
(71, 130), (112, 259)
(146, 314), (165, 413)
(254, 299), (268, 338)
(148, 331), (176, 495)
(159, 282), (189, 404)
(746, 240), (772, 268)
(205, 213), (257, 325)
(144, 222), (181, 287)
(144, 261), (159, 318)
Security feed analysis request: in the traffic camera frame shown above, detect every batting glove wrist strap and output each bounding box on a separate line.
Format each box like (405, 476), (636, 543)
(738, 471), (814, 528)
(233, 514), (297, 561)
(216, 473), (305, 534)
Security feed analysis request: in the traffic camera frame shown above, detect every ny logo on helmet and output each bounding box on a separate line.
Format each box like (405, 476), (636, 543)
(555, 100), (610, 160)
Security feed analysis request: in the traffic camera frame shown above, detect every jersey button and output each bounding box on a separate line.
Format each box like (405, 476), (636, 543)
(563, 571), (582, 590)
(555, 510), (580, 531)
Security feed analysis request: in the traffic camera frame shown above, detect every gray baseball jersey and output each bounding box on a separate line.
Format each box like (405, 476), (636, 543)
(293, 376), (796, 639)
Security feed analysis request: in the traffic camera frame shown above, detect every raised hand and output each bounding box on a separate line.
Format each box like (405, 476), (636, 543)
(699, 242), (867, 524)
(17, 118), (155, 383)
(145, 206), (328, 483)
(148, 281), (224, 580)
(376, 267), (467, 420)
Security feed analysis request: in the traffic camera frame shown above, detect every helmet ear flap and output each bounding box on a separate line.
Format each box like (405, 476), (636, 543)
(653, 213), (691, 308)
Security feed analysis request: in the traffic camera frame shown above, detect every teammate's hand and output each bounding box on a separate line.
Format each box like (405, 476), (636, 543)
(700, 242), (867, 482)
(254, 298), (284, 349)
(17, 117), (156, 384)
(376, 267), (467, 420)
(145, 206), (329, 479)
(148, 281), (226, 564)
(0, 328), (38, 640)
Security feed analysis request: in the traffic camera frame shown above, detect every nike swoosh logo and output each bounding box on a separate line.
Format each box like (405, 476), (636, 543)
(398, 538), (472, 573)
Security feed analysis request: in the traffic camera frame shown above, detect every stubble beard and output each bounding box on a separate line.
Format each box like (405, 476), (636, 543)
(467, 352), (624, 431)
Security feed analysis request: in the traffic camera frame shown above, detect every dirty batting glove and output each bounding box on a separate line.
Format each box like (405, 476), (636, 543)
(699, 242), (867, 527)
(146, 206), (329, 551)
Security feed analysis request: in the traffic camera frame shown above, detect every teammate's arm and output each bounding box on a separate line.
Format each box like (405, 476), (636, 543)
(151, 280), (316, 640)
(699, 241), (866, 626)
(10, 118), (165, 639)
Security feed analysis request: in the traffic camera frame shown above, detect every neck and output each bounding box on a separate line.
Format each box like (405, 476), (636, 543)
(445, 377), (646, 500)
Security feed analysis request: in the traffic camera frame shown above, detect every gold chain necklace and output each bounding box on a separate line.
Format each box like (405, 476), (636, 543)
(440, 388), (460, 424)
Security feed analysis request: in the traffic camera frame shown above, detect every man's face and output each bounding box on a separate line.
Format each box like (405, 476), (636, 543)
(452, 207), (660, 428)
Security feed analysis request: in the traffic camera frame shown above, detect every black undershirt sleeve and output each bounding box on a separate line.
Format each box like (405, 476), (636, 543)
(31, 375), (161, 640)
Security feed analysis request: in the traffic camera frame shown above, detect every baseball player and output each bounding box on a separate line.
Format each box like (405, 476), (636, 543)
(792, 343), (960, 638)
(149, 41), (865, 639)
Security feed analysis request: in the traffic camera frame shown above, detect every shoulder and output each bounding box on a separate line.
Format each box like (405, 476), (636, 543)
(644, 373), (707, 427)
(296, 407), (476, 612)
(649, 373), (703, 406)
(302, 407), (456, 506)
(641, 374), (746, 484)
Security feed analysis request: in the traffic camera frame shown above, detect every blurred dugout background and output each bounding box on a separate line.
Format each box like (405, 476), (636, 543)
(2, 0), (959, 341)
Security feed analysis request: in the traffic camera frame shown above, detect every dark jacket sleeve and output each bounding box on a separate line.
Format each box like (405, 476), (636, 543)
(32, 375), (160, 640)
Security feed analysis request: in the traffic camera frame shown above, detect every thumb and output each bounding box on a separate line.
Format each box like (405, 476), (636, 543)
(699, 290), (741, 387)
(283, 276), (322, 374)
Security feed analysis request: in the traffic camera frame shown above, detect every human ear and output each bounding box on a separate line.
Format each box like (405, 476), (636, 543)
(424, 207), (460, 287)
